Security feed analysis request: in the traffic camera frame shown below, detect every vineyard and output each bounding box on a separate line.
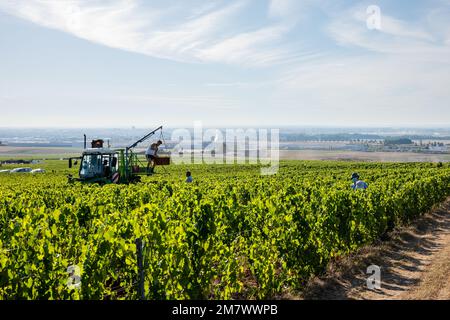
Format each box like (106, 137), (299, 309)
(1, 160), (450, 299)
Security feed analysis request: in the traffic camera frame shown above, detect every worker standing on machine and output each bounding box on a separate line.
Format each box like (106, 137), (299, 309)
(146, 140), (162, 175)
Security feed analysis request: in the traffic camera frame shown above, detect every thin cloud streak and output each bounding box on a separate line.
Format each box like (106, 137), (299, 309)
(327, 4), (450, 63)
(0, 0), (302, 67)
(1, 1), (449, 127)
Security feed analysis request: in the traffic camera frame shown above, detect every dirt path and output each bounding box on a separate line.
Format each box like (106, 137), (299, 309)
(302, 199), (450, 300)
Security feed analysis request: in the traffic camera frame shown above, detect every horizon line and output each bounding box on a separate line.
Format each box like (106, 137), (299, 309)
(1, 124), (450, 130)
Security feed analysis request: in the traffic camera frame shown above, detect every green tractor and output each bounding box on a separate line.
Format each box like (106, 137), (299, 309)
(68, 126), (169, 184)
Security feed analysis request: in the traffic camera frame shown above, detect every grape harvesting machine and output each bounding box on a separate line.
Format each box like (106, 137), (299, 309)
(68, 126), (170, 184)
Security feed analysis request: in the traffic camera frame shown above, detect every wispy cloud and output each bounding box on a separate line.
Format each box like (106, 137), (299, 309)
(326, 4), (450, 62)
(268, 0), (314, 21)
(0, 0), (302, 67)
(196, 23), (294, 66)
(268, 0), (298, 19)
(266, 2), (450, 125)
(1, 0), (450, 127)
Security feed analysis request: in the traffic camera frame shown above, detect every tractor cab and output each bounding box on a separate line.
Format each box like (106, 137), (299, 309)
(69, 139), (121, 184)
(78, 148), (118, 181)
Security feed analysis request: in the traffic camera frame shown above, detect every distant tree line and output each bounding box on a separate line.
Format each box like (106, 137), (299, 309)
(280, 133), (382, 142)
(280, 133), (450, 143)
(384, 137), (413, 145)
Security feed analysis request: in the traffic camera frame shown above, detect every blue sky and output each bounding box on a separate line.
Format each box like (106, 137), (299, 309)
(0, 0), (449, 128)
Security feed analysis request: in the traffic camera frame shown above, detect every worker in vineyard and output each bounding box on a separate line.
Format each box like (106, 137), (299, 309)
(146, 140), (162, 174)
(185, 171), (193, 183)
(351, 172), (368, 190)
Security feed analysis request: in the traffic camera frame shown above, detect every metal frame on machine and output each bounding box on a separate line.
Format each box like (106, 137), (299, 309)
(124, 126), (163, 182)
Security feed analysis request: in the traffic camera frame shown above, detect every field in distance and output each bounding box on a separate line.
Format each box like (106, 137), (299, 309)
(1, 145), (450, 163)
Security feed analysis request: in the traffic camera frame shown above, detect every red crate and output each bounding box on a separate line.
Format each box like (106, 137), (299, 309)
(154, 157), (171, 165)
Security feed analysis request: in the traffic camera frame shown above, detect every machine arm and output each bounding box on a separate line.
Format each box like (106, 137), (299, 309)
(127, 126), (163, 150)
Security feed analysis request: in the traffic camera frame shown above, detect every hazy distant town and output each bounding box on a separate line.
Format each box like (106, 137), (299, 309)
(1, 127), (449, 157)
